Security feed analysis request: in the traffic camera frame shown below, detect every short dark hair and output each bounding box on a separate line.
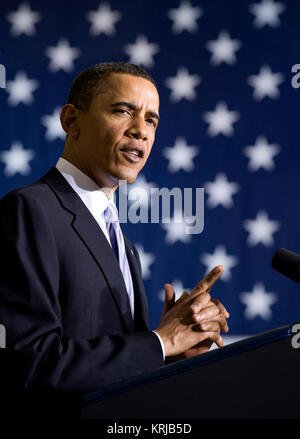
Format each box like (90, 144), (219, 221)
(67, 62), (157, 111)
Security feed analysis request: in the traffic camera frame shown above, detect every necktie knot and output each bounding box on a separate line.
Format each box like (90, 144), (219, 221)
(103, 203), (119, 225)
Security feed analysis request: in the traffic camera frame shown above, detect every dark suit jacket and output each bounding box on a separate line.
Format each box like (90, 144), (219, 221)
(0, 167), (164, 395)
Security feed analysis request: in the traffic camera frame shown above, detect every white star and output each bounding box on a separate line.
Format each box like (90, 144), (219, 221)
(45, 39), (80, 73)
(243, 210), (280, 247)
(165, 67), (201, 102)
(162, 137), (199, 173)
(161, 210), (194, 244)
(158, 279), (191, 302)
(167, 0), (203, 33)
(41, 107), (65, 142)
(249, 0), (285, 28)
(6, 2), (42, 37)
(6, 71), (39, 106)
(203, 102), (240, 137)
(86, 2), (121, 36)
(124, 35), (159, 68)
(134, 244), (155, 280)
(206, 31), (242, 66)
(0, 141), (34, 177)
(205, 173), (239, 209)
(248, 65), (284, 100)
(240, 283), (277, 320)
(200, 245), (238, 282)
(244, 135), (280, 172)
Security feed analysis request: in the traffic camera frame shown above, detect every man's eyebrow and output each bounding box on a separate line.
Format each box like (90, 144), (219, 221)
(110, 101), (160, 122)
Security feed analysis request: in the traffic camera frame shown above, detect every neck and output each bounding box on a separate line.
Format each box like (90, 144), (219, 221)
(62, 151), (118, 199)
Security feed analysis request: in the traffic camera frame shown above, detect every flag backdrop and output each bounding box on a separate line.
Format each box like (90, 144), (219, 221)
(1, 0), (300, 343)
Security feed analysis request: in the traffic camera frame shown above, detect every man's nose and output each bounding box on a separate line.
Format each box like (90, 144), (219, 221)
(125, 117), (148, 140)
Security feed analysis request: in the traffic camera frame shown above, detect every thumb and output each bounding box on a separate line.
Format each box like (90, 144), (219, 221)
(162, 283), (176, 315)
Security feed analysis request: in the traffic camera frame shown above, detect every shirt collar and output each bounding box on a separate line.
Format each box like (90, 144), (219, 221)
(55, 157), (116, 219)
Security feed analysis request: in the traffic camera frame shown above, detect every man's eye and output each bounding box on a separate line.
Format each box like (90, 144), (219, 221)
(147, 119), (157, 127)
(114, 109), (129, 114)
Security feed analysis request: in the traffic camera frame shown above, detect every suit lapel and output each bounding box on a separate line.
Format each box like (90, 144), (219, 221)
(41, 167), (133, 331)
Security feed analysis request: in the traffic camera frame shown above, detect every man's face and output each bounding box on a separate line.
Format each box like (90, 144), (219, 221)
(73, 73), (160, 187)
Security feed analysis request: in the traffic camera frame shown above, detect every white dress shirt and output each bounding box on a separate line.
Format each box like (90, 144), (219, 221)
(55, 157), (165, 359)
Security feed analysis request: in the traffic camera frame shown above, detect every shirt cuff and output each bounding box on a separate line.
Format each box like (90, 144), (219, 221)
(152, 330), (165, 361)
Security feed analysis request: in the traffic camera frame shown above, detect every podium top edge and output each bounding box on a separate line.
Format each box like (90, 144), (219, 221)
(83, 325), (291, 406)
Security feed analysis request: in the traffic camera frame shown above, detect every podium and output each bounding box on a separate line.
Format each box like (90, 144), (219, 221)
(81, 325), (300, 419)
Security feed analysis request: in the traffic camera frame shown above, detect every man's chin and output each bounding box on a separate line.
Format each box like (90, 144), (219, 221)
(125, 174), (138, 184)
(114, 170), (139, 185)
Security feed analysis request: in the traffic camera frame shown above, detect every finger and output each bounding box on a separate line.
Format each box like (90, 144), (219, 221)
(208, 332), (224, 348)
(190, 265), (224, 299)
(199, 313), (229, 333)
(188, 325), (224, 350)
(192, 303), (219, 323)
(175, 290), (189, 305)
(163, 283), (176, 314)
(193, 296), (230, 320)
(215, 334), (224, 348)
(199, 321), (220, 332)
(190, 291), (211, 314)
(216, 313), (229, 332)
(211, 298), (230, 318)
(194, 329), (224, 348)
(205, 315), (228, 333)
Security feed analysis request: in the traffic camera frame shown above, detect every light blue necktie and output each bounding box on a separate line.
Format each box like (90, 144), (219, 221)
(103, 203), (135, 317)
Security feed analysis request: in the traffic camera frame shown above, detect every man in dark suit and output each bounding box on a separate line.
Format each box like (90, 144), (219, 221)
(0, 63), (229, 402)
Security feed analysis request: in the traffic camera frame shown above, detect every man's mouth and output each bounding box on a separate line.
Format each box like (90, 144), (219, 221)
(119, 146), (144, 163)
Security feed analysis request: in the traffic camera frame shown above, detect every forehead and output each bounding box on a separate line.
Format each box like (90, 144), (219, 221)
(92, 73), (159, 111)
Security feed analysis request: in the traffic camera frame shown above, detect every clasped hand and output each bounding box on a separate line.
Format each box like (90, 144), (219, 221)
(155, 265), (229, 360)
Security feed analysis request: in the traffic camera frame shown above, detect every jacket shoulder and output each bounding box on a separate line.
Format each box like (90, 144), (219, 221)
(0, 168), (63, 206)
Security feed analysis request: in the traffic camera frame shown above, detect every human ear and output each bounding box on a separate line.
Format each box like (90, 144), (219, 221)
(60, 104), (80, 139)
